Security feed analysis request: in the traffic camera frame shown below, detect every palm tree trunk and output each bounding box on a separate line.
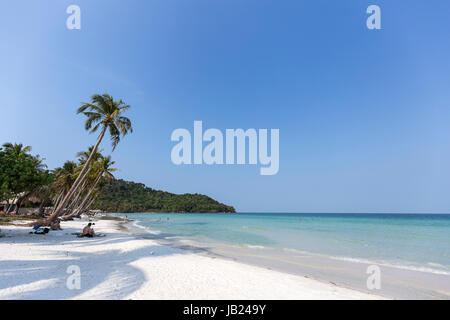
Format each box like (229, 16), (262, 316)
(85, 196), (97, 212)
(4, 199), (11, 214)
(63, 164), (92, 209)
(76, 195), (98, 218)
(15, 192), (31, 215)
(66, 179), (88, 213)
(53, 192), (66, 214)
(38, 201), (45, 218)
(15, 199), (22, 215)
(45, 126), (106, 224)
(52, 190), (65, 212)
(63, 172), (102, 220)
(5, 196), (17, 214)
(77, 173), (102, 211)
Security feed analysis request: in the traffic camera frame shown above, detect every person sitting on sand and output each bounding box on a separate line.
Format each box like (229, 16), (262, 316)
(81, 223), (96, 238)
(50, 219), (63, 231)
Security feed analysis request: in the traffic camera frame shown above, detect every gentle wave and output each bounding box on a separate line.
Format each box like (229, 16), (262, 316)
(115, 213), (450, 276)
(330, 256), (450, 276)
(244, 244), (266, 249)
(131, 219), (161, 235)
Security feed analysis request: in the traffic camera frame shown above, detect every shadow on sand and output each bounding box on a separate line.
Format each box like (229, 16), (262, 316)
(0, 224), (204, 299)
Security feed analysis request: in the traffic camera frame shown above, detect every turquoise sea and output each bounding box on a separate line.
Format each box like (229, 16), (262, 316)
(116, 213), (450, 275)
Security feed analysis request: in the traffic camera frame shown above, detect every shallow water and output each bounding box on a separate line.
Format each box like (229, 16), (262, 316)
(116, 212), (450, 276)
(112, 212), (450, 299)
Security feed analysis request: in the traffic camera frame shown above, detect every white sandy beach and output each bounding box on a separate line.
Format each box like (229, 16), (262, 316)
(0, 218), (383, 300)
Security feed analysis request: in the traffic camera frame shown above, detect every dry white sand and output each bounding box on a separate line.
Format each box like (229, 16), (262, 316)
(0, 219), (383, 300)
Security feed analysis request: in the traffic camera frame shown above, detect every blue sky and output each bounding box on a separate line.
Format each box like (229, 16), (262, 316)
(1, 0), (450, 213)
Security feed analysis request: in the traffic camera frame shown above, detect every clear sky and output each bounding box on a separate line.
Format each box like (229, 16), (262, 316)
(1, 0), (450, 213)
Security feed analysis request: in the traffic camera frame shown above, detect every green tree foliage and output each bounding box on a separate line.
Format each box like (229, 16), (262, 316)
(0, 141), (237, 217)
(0, 145), (52, 208)
(94, 179), (236, 213)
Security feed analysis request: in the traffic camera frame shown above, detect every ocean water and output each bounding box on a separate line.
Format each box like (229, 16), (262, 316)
(116, 213), (450, 275)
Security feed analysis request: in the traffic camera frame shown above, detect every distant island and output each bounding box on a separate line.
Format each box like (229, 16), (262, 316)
(94, 179), (236, 213)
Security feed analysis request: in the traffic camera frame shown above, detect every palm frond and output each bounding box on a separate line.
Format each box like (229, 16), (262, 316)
(77, 93), (133, 151)
(109, 125), (121, 150)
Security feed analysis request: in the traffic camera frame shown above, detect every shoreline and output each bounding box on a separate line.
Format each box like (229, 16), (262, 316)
(0, 217), (383, 300)
(122, 215), (450, 300)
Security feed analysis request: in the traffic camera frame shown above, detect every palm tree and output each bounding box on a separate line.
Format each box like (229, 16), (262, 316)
(3, 143), (47, 171)
(54, 162), (77, 191)
(2, 143), (32, 156)
(45, 94), (132, 223)
(64, 146), (103, 210)
(51, 161), (77, 210)
(77, 146), (103, 165)
(97, 155), (117, 181)
(63, 155), (117, 220)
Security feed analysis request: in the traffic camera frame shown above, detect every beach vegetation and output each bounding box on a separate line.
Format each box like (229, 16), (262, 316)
(45, 93), (133, 223)
(1, 94), (235, 223)
(0, 143), (52, 214)
(94, 179), (236, 213)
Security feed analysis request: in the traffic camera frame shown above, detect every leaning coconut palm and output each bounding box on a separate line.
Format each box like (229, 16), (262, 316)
(66, 179), (88, 213)
(63, 155), (117, 220)
(45, 94), (132, 224)
(84, 193), (99, 214)
(63, 146), (103, 210)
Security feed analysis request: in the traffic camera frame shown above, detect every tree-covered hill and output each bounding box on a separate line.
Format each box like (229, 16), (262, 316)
(93, 179), (236, 213)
